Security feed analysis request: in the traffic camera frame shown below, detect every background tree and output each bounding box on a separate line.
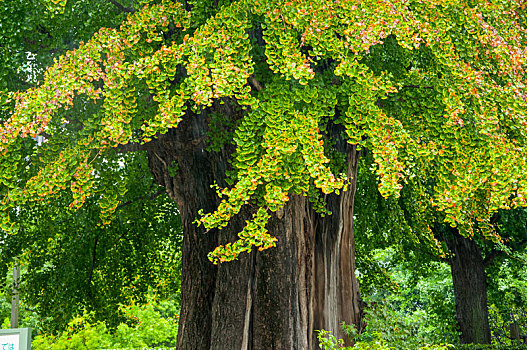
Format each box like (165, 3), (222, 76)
(355, 150), (458, 343)
(0, 151), (182, 333)
(0, 0), (183, 335)
(356, 148), (527, 344)
(487, 247), (527, 345)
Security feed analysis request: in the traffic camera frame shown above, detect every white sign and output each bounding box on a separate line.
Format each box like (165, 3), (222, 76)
(0, 333), (19, 350)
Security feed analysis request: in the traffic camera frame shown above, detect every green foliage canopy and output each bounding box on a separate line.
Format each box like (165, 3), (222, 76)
(0, 151), (183, 332)
(1, 0), (527, 263)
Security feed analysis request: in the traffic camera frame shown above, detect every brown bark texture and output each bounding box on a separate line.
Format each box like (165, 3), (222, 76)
(446, 228), (491, 344)
(145, 108), (363, 349)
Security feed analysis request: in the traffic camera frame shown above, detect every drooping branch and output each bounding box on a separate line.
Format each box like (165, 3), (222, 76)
(86, 236), (99, 299)
(115, 189), (165, 210)
(248, 74), (263, 92)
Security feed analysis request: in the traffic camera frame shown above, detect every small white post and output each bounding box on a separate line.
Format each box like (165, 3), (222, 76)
(10, 261), (20, 329)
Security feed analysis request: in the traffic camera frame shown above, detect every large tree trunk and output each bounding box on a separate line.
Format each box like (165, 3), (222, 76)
(446, 227), (491, 344)
(146, 110), (363, 349)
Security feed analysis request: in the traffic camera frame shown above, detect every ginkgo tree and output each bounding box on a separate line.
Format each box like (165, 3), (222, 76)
(1, 0), (526, 348)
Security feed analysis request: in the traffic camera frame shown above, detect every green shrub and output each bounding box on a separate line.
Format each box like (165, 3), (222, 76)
(32, 299), (178, 350)
(317, 327), (453, 350)
(317, 301), (453, 350)
(109, 302), (178, 348)
(31, 314), (112, 350)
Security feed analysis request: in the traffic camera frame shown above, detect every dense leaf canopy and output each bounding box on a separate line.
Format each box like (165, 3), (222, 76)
(0, 0), (184, 332)
(1, 0), (527, 263)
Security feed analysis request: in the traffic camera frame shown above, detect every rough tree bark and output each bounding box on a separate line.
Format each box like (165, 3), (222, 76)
(145, 107), (363, 349)
(446, 227), (491, 344)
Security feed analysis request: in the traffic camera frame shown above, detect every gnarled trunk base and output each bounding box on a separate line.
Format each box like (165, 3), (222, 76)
(146, 115), (363, 349)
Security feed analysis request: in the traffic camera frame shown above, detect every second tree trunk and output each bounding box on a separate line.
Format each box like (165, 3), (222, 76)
(446, 228), (491, 344)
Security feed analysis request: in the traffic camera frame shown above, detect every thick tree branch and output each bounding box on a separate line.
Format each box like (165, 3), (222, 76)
(116, 189), (165, 210)
(86, 236), (99, 299)
(248, 74), (263, 92)
(114, 141), (147, 153)
(483, 249), (502, 268)
(108, 0), (135, 13)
